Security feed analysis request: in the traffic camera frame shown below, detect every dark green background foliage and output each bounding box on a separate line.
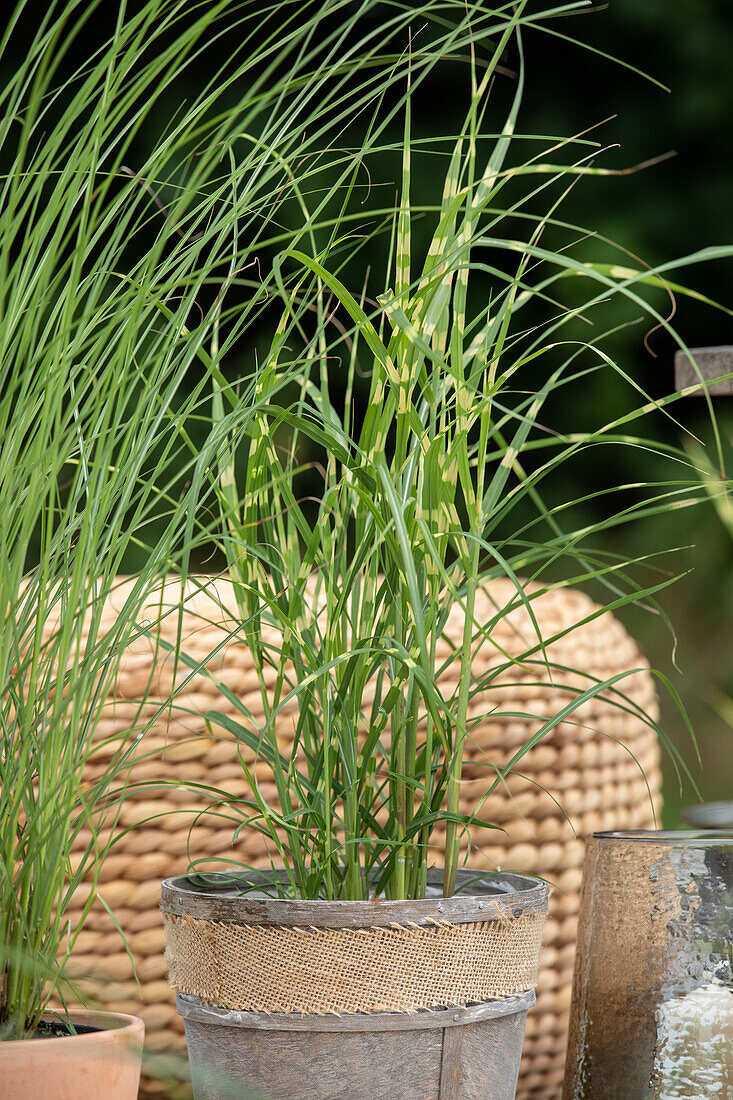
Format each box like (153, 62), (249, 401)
(517, 0), (733, 823)
(5, 0), (731, 822)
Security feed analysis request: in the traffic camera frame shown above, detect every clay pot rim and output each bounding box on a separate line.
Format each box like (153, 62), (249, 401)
(0, 1011), (144, 1049)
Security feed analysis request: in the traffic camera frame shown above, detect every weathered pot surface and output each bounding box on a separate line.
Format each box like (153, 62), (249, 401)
(162, 868), (547, 1100)
(0, 1010), (144, 1100)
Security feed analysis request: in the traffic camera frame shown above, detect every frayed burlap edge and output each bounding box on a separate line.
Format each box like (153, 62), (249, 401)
(163, 911), (545, 1015)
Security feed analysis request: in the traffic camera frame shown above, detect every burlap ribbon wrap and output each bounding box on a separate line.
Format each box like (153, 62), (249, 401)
(162, 908), (546, 1015)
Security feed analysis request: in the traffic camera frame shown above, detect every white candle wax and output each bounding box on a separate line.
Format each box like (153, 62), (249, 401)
(652, 983), (733, 1099)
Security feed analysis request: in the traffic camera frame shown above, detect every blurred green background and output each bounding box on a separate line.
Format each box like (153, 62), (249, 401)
(519, 0), (733, 824)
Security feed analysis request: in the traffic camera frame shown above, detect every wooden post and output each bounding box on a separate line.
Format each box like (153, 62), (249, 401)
(674, 346), (733, 395)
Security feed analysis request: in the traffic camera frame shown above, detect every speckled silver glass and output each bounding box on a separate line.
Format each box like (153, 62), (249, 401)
(563, 830), (733, 1100)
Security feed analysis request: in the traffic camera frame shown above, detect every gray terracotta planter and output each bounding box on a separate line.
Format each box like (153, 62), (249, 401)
(161, 869), (547, 1100)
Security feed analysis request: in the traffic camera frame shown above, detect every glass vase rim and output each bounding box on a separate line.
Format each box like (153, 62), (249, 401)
(592, 828), (733, 844)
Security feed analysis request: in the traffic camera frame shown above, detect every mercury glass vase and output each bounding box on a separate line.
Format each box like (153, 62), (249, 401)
(563, 830), (733, 1100)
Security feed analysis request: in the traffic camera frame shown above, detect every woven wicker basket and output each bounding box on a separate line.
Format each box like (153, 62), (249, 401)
(60, 576), (660, 1100)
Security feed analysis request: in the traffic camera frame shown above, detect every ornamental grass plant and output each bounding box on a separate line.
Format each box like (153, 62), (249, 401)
(1, 3), (731, 1032)
(159, 2), (732, 900)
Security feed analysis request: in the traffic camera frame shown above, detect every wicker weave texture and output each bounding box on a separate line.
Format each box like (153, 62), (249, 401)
(60, 576), (660, 1100)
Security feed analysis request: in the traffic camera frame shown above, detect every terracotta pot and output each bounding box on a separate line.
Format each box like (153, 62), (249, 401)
(0, 1010), (144, 1100)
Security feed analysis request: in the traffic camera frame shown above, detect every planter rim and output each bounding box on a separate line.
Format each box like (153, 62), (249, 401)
(679, 801), (733, 829)
(161, 867), (548, 928)
(175, 989), (536, 1032)
(0, 1011), (144, 1049)
(592, 828), (733, 845)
